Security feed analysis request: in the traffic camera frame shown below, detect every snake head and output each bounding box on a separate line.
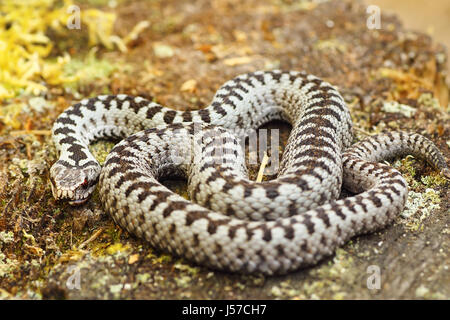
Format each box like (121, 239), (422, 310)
(50, 161), (101, 205)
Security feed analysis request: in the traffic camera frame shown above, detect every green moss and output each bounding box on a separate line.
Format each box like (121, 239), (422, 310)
(174, 275), (193, 288)
(0, 231), (14, 246)
(174, 260), (200, 276)
(418, 93), (441, 109)
(0, 252), (20, 278)
(155, 253), (173, 264)
(90, 140), (117, 165)
(402, 189), (441, 231)
(421, 173), (448, 188)
(63, 52), (118, 93)
(381, 101), (417, 117)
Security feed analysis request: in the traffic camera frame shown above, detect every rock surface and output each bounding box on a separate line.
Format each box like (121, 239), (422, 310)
(0, 0), (449, 299)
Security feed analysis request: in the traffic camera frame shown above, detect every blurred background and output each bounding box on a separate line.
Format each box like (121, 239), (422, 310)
(1, 0), (449, 300)
(372, 0), (450, 69)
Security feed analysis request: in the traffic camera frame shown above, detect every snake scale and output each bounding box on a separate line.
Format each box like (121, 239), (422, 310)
(50, 70), (450, 275)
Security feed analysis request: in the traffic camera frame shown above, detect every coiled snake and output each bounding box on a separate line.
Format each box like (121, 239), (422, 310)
(50, 70), (449, 275)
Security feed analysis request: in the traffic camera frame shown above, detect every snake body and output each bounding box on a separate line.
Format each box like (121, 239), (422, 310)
(51, 70), (449, 274)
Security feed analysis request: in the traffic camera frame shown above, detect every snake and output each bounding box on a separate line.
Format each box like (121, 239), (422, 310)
(50, 70), (450, 275)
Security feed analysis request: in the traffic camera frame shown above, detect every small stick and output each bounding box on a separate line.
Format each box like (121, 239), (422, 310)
(78, 228), (104, 250)
(9, 130), (52, 136)
(256, 152), (269, 183)
(353, 127), (373, 136)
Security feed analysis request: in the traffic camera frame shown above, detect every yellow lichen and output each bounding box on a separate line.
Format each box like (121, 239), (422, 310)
(381, 101), (417, 118)
(0, 0), (147, 104)
(402, 189), (441, 231)
(314, 39), (347, 53)
(420, 173), (448, 188)
(105, 242), (131, 255)
(418, 93), (442, 110)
